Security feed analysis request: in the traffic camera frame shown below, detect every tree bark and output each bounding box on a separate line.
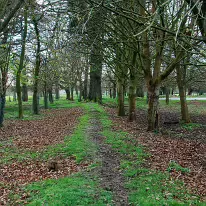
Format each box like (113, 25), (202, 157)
(43, 83), (48, 109)
(48, 87), (53, 104)
(32, 18), (41, 115)
(0, 95), (5, 127)
(0, 30), (9, 126)
(112, 82), (116, 98)
(88, 44), (102, 103)
(109, 88), (112, 98)
(165, 87), (170, 105)
(55, 84), (60, 99)
(71, 86), (74, 101)
(147, 84), (160, 131)
(176, 64), (190, 123)
(22, 84), (28, 102)
(136, 85), (144, 97)
(65, 88), (70, 100)
(16, 7), (27, 118)
(128, 51), (137, 121)
(117, 78), (125, 116)
(83, 63), (89, 100)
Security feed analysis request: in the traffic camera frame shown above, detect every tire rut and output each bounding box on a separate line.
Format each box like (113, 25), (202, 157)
(87, 107), (129, 206)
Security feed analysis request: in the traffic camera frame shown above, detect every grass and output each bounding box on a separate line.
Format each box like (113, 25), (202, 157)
(19, 103), (114, 205)
(0, 103), (96, 164)
(2, 97), (206, 205)
(3, 100), (114, 205)
(23, 174), (113, 206)
(181, 123), (203, 131)
(168, 161), (190, 173)
(95, 104), (204, 205)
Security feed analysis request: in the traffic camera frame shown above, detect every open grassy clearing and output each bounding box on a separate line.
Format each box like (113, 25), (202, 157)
(0, 98), (206, 205)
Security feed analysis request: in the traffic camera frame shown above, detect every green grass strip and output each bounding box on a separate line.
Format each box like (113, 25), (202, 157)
(24, 174), (113, 206)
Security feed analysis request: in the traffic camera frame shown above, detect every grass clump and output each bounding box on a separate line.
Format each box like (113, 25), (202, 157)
(181, 123), (202, 131)
(24, 174), (113, 206)
(168, 161), (190, 173)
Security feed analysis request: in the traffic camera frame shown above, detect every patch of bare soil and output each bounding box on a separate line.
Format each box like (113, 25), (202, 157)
(105, 107), (206, 199)
(0, 108), (83, 150)
(88, 108), (128, 206)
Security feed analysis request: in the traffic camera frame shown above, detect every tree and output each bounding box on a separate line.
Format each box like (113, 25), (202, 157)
(16, 6), (28, 118)
(32, 16), (41, 114)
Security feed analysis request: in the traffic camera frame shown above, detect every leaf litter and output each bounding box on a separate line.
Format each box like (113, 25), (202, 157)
(0, 107), (87, 205)
(105, 103), (206, 200)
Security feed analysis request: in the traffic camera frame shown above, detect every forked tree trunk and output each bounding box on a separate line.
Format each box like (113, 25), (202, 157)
(117, 78), (125, 116)
(147, 84), (160, 131)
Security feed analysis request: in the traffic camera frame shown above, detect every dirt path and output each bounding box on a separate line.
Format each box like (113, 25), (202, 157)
(87, 107), (129, 206)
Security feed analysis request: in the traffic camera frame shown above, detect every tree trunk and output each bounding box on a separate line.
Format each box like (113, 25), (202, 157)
(16, 7), (28, 118)
(55, 85), (60, 100)
(147, 84), (160, 131)
(112, 83), (116, 98)
(79, 81), (82, 102)
(22, 84), (28, 102)
(128, 80), (136, 121)
(43, 83), (48, 109)
(75, 86), (78, 97)
(117, 78), (125, 116)
(48, 88), (53, 104)
(16, 73), (23, 118)
(165, 87), (170, 105)
(176, 64), (190, 123)
(13, 90), (17, 101)
(109, 88), (112, 98)
(187, 87), (193, 95)
(32, 18), (41, 115)
(136, 85), (144, 97)
(70, 87), (74, 101)
(65, 88), (70, 100)
(83, 65), (89, 100)
(88, 44), (102, 104)
(128, 51), (137, 121)
(0, 95), (6, 127)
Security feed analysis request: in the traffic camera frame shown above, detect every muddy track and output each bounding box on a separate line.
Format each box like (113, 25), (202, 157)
(87, 107), (129, 206)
